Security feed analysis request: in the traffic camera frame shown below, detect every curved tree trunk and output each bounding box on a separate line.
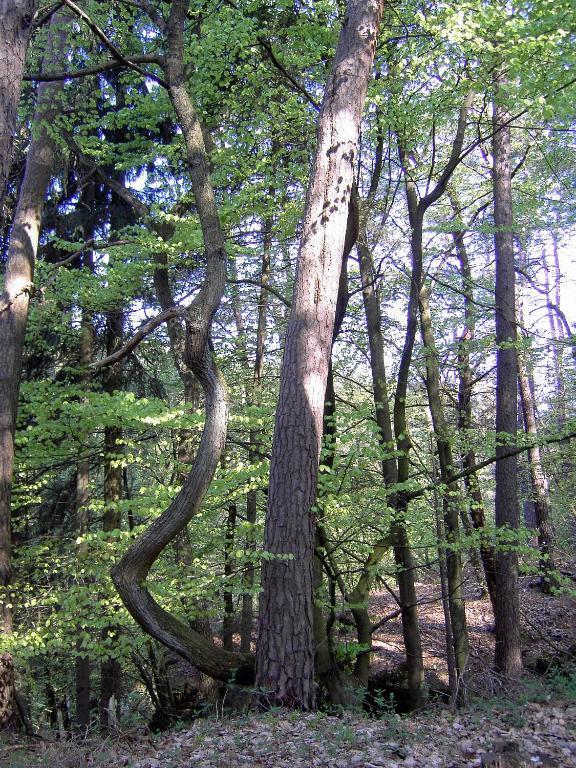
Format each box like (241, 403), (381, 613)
(256, 0), (384, 709)
(111, 0), (253, 685)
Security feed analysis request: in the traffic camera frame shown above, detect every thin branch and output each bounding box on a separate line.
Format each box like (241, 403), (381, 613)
(90, 307), (186, 369)
(60, 0), (167, 87)
(33, 1), (66, 27)
(24, 54), (164, 82)
(406, 430), (576, 501)
(227, 278), (291, 307)
(257, 37), (320, 110)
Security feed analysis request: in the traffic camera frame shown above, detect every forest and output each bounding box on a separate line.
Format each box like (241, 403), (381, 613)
(0, 0), (575, 765)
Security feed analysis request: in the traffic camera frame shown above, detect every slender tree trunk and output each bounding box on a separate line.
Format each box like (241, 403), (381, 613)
(492, 73), (522, 677)
(357, 208), (424, 708)
(241, 213), (272, 653)
(256, 0), (383, 709)
(419, 284), (469, 702)
(222, 502), (237, 651)
(0, 11), (67, 659)
(431, 445), (457, 702)
(75, 280), (93, 731)
(543, 238), (566, 428)
(515, 282), (558, 592)
(99, 304), (124, 729)
(449, 192), (497, 609)
(0, 0), (36, 211)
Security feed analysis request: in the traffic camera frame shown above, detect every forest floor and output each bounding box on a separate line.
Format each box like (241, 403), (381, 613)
(2, 569), (575, 768)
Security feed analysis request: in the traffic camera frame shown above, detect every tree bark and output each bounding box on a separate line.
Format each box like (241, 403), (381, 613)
(110, 0), (253, 685)
(256, 0), (383, 709)
(492, 73), (522, 678)
(356, 200), (424, 708)
(450, 191), (497, 610)
(0, 13), (67, 638)
(0, 0), (36, 212)
(419, 284), (469, 702)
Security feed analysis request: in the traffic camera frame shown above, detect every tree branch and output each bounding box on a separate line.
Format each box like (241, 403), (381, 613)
(60, 0), (167, 87)
(227, 278), (291, 307)
(406, 429), (576, 501)
(257, 37), (320, 110)
(24, 54), (164, 82)
(90, 307), (186, 369)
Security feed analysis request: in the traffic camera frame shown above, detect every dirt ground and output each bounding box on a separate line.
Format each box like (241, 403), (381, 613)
(1, 567), (575, 768)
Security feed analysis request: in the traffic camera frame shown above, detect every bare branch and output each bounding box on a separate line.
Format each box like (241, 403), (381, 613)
(90, 307), (186, 369)
(257, 37), (320, 110)
(406, 429), (576, 502)
(24, 54), (164, 82)
(228, 278), (291, 307)
(60, 0), (167, 87)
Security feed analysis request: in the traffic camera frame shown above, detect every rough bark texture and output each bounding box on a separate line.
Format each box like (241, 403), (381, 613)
(0, 14), (67, 637)
(0, 0), (36, 212)
(492, 75), (523, 677)
(111, 0), (253, 685)
(256, 0), (383, 709)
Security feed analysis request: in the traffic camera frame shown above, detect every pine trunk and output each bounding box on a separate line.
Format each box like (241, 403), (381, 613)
(256, 0), (383, 709)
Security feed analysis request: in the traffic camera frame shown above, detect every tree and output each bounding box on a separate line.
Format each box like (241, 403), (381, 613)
(256, 0), (384, 709)
(0, 0), (36, 213)
(492, 72), (522, 678)
(0, 9), (68, 727)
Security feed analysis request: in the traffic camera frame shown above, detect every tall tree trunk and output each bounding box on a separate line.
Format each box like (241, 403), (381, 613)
(431, 444), (457, 702)
(543, 238), (566, 427)
(256, 0), (383, 709)
(357, 205), (424, 708)
(222, 501), (237, 651)
(419, 284), (469, 702)
(99, 304), (124, 729)
(389, 92), (472, 705)
(0, 0), (36, 211)
(75, 249), (94, 732)
(450, 191), (497, 609)
(515, 282), (558, 593)
(492, 73), (522, 677)
(241, 213), (272, 653)
(0, 11), (67, 648)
